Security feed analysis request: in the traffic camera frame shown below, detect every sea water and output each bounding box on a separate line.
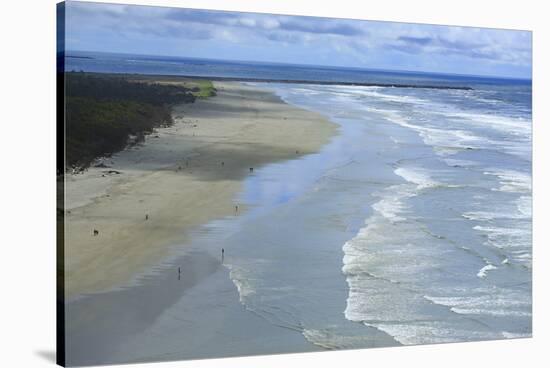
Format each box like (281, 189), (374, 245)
(66, 51), (532, 349)
(64, 50), (529, 88)
(214, 81), (532, 348)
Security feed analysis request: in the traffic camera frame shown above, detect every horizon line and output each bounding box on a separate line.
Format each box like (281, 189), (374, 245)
(65, 49), (533, 82)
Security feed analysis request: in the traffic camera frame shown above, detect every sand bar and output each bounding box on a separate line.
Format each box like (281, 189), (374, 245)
(64, 81), (337, 299)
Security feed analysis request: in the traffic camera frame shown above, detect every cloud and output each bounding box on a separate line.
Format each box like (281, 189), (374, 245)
(390, 27), (531, 67)
(64, 1), (532, 78)
(397, 36), (432, 45)
(162, 8), (365, 37)
(277, 18), (365, 36)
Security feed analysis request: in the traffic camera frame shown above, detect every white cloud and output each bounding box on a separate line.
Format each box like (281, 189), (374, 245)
(64, 1), (532, 77)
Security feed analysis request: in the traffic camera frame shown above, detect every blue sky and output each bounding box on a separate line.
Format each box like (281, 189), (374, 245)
(64, 1), (532, 79)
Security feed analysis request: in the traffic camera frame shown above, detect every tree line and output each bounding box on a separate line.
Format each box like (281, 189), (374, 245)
(63, 72), (197, 170)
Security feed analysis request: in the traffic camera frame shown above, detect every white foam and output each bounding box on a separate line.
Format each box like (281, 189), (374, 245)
(372, 108), (485, 156)
(379, 106), (531, 162)
(473, 225), (530, 247)
(333, 86), (429, 105)
(358, 166), (443, 230)
(359, 90), (428, 105)
(451, 308), (531, 317)
(462, 211), (498, 221)
(425, 294), (531, 319)
(513, 252), (532, 260)
(425, 294), (530, 309)
(364, 322), (456, 345)
(371, 190), (409, 222)
(294, 89), (321, 96)
(341, 222), (389, 276)
(516, 196), (532, 217)
(394, 167), (441, 189)
(472, 223), (532, 267)
(342, 165), (453, 334)
(360, 90), (531, 162)
(463, 193), (531, 268)
(325, 86), (533, 346)
(225, 263), (256, 304)
(465, 196), (530, 222)
(502, 331), (532, 339)
(366, 321), (502, 345)
(462, 209), (529, 221)
(477, 264), (498, 278)
(484, 169), (532, 193)
(450, 111), (531, 139)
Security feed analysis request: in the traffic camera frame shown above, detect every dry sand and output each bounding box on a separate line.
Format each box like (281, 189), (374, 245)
(64, 81), (337, 299)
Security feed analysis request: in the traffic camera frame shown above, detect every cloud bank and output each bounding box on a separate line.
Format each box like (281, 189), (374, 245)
(64, 1), (532, 78)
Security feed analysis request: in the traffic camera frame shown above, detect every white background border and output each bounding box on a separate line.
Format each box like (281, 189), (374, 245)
(1, 0), (547, 367)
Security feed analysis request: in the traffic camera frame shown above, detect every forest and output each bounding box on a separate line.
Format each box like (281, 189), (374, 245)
(64, 72), (198, 170)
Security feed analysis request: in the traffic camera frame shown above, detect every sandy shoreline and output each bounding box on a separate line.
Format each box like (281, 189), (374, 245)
(64, 81), (337, 299)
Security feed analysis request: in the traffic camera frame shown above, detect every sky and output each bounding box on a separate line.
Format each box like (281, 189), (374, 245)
(63, 1), (532, 79)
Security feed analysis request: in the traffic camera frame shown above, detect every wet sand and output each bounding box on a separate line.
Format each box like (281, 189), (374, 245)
(66, 249), (324, 366)
(64, 81), (337, 299)
(64, 81), (339, 365)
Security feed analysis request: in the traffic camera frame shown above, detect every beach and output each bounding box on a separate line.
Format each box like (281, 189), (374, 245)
(64, 81), (337, 299)
(55, 10), (533, 367)
(64, 77), (531, 366)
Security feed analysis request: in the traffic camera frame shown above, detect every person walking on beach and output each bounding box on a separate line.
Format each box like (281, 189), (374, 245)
(221, 248), (225, 263)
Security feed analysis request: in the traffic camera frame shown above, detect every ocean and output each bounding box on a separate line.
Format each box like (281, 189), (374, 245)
(66, 51), (532, 350)
(65, 50), (530, 89)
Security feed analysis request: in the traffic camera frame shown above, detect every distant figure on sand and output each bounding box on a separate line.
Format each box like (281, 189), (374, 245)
(249, 167), (254, 172)
(235, 205), (239, 214)
(93, 229), (99, 236)
(145, 214), (149, 220)
(178, 267), (181, 280)
(222, 248), (224, 263)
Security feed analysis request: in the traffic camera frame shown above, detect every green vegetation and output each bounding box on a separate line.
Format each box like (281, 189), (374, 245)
(129, 78), (217, 98)
(124, 76), (218, 99)
(64, 73), (199, 170)
(182, 80), (217, 98)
